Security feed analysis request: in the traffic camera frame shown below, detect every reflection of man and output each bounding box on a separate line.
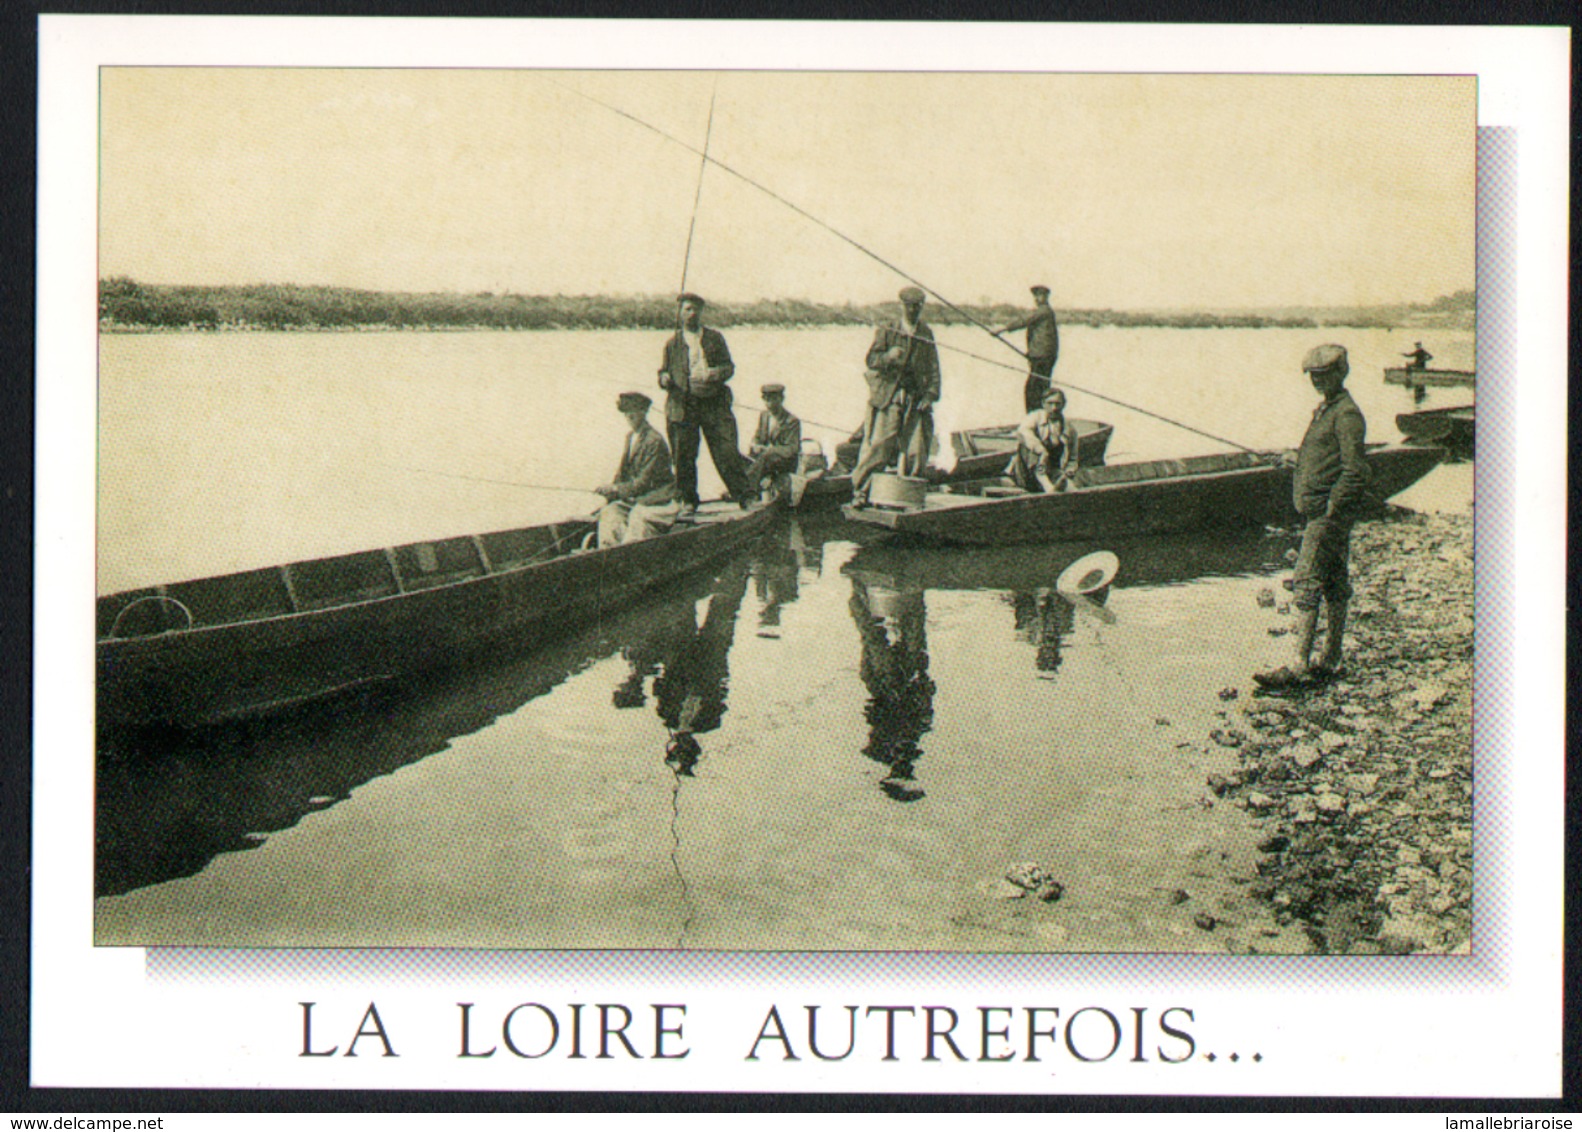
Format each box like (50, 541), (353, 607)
(745, 383), (802, 501)
(849, 578), (934, 802)
(658, 293), (753, 512)
(851, 286), (941, 504)
(1011, 590), (1076, 674)
(594, 392), (682, 547)
(1256, 344), (1370, 690)
(752, 542), (801, 634)
(995, 283), (1061, 411)
(653, 559), (752, 775)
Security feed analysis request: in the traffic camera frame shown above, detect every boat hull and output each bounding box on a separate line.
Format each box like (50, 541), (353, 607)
(97, 504), (776, 728)
(1396, 406), (1474, 459)
(1384, 366), (1475, 388)
(842, 444), (1445, 546)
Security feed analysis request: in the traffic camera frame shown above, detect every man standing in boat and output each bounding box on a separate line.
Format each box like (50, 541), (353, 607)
(658, 292), (754, 513)
(851, 285), (942, 505)
(744, 383), (802, 502)
(1402, 341), (1433, 371)
(1011, 387), (1081, 493)
(593, 391), (683, 547)
(995, 283), (1061, 412)
(1256, 344), (1371, 691)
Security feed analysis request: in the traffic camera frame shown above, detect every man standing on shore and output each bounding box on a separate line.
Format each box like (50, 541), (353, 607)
(995, 283), (1061, 412)
(851, 286), (941, 505)
(1255, 344), (1371, 690)
(658, 293), (753, 512)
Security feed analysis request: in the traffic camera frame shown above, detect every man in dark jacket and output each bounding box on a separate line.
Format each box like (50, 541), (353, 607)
(657, 293), (753, 511)
(996, 283), (1061, 411)
(594, 391), (682, 547)
(744, 383), (803, 500)
(1256, 344), (1370, 689)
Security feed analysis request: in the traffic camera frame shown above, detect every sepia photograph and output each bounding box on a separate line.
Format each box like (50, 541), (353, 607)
(90, 66), (1477, 955)
(31, 16), (1566, 1097)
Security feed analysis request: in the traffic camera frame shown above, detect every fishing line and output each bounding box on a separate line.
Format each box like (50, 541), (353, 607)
(552, 79), (1269, 457)
(548, 78), (1020, 358)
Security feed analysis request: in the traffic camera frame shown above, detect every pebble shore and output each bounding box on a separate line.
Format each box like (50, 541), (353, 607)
(1206, 509), (1474, 954)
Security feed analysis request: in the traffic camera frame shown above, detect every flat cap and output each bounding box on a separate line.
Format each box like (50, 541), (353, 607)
(1302, 344), (1349, 373)
(760, 383), (786, 398)
(677, 292), (705, 307)
(1030, 284), (1051, 296)
(617, 391), (652, 412)
(898, 286), (926, 303)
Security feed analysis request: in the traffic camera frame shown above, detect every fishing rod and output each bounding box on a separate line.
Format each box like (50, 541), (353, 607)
(676, 84), (717, 308)
(390, 463), (605, 496)
(554, 80), (1266, 457)
(549, 79), (1022, 359)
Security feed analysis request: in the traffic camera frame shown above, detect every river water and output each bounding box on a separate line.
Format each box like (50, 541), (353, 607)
(93, 324), (1473, 952)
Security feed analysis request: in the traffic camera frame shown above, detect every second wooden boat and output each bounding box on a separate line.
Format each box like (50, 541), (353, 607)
(841, 443), (1444, 546)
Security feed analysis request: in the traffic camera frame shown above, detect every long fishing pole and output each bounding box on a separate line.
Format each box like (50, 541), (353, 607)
(555, 79), (1266, 457)
(550, 79), (1020, 357)
(677, 84), (718, 305)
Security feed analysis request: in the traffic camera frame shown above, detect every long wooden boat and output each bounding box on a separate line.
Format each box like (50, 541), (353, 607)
(841, 443), (1444, 546)
(1396, 405), (1474, 459)
(1384, 366), (1475, 388)
(790, 417), (1113, 510)
(97, 502), (776, 728)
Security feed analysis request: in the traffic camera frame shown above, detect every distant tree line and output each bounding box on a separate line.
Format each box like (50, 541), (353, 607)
(98, 278), (1475, 333)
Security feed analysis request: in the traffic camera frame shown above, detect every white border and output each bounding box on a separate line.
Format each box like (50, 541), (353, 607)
(35, 17), (1570, 1096)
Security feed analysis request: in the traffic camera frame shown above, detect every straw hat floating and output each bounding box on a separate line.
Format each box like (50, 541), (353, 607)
(1056, 550), (1119, 598)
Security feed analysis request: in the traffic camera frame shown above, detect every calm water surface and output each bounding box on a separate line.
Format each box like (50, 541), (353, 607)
(94, 326), (1473, 952)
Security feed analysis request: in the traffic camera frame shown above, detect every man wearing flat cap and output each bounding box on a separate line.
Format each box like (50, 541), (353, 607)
(745, 383), (803, 501)
(1256, 344), (1371, 690)
(594, 391), (682, 547)
(851, 286), (942, 504)
(657, 292), (753, 512)
(995, 284), (1061, 412)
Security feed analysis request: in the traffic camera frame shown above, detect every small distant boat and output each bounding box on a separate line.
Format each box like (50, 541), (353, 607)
(1396, 405), (1474, 459)
(789, 417), (1113, 510)
(842, 443), (1444, 547)
(1385, 366), (1475, 388)
(97, 502), (776, 728)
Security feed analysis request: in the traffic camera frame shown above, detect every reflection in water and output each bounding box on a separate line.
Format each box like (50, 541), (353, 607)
(849, 578), (935, 803)
(752, 541), (801, 637)
(1009, 589), (1078, 676)
(651, 559), (753, 776)
(95, 560), (749, 897)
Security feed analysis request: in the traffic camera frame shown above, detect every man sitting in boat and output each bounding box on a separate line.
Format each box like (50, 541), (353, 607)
(850, 285), (942, 505)
(1256, 344), (1370, 690)
(593, 391), (683, 547)
(744, 383), (802, 501)
(1010, 387), (1080, 493)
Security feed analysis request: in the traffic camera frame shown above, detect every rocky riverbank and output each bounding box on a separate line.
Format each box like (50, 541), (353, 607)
(1205, 509), (1474, 954)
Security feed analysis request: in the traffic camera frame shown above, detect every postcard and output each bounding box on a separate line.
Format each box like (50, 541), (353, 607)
(34, 17), (1568, 1096)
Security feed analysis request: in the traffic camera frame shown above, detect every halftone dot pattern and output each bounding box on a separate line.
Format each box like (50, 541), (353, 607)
(1469, 125), (1516, 969)
(143, 126), (1508, 1000)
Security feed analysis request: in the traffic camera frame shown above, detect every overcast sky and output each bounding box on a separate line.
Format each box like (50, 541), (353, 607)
(100, 69), (1474, 310)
